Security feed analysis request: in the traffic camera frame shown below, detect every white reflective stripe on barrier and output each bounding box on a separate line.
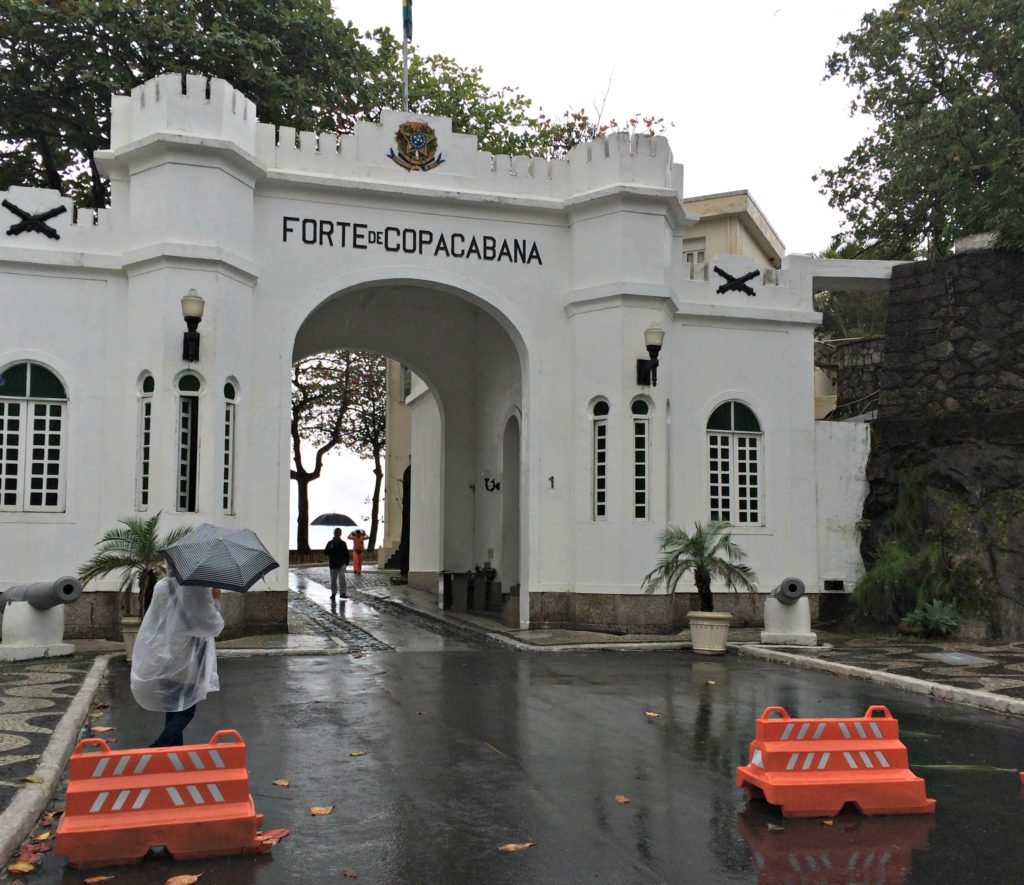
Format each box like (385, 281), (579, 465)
(168, 753), (185, 771)
(187, 785), (206, 804)
(132, 788), (150, 810)
(91, 758), (109, 778)
(188, 751), (206, 769)
(113, 755), (131, 776)
(208, 783), (226, 803)
(874, 751), (890, 768)
(166, 786), (185, 806)
(813, 723), (826, 740)
(870, 722), (884, 739)
(818, 752), (831, 769)
(751, 749), (764, 768)
(786, 753), (801, 771)
(134, 754), (152, 774)
(839, 723), (852, 739)
(209, 749), (226, 769)
(89, 791), (109, 813)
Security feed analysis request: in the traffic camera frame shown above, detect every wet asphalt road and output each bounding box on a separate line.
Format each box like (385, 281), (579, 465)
(29, 640), (1024, 885)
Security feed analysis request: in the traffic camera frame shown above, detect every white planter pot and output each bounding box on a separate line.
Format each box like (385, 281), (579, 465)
(687, 611), (732, 655)
(121, 616), (142, 662)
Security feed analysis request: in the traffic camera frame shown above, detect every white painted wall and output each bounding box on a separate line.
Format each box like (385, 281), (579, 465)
(0, 74), (891, 625)
(815, 421), (871, 589)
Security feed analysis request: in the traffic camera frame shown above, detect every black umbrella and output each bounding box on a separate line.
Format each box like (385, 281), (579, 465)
(160, 524), (279, 593)
(311, 512), (357, 527)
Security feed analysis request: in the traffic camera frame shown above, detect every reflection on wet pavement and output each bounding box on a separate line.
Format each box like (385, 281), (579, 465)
(288, 570), (477, 653)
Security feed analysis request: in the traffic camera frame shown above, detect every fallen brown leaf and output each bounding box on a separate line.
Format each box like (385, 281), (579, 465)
(92, 726), (115, 733)
(498, 842), (535, 853)
(165, 875), (203, 885)
(766, 823), (785, 832)
(349, 751), (366, 757)
(93, 701), (109, 709)
(84, 876), (116, 883)
(644, 711), (661, 718)
(343, 871), (359, 879)
(22, 774), (43, 784)
(32, 832), (51, 842)
(272, 778), (290, 787)
(88, 710), (105, 719)
(614, 794), (630, 805)
(705, 680), (717, 686)
(7, 862), (34, 874)
(821, 819), (835, 827)
(309, 805), (335, 816)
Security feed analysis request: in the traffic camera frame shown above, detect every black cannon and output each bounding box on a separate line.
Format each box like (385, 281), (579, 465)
(0, 576), (82, 612)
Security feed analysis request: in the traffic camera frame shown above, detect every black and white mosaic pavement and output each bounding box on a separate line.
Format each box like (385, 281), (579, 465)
(780, 637), (1024, 698)
(0, 657), (95, 810)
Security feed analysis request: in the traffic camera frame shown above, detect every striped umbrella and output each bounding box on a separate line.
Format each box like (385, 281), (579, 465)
(160, 524), (279, 593)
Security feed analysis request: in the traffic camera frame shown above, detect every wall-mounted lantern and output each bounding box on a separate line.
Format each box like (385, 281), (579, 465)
(636, 322), (665, 386)
(181, 289), (205, 362)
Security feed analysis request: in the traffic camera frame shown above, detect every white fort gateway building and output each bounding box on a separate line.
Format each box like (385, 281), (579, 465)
(0, 75), (896, 636)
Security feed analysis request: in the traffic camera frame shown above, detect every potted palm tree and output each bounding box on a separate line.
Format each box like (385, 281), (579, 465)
(642, 521), (758, 655)
(78, 513), (189, 659)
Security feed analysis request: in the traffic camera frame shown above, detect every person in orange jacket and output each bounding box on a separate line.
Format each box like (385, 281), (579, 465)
(347, 529), (367, 574)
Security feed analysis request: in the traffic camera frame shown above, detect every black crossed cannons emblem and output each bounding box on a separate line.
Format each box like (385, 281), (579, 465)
(3, 199), (67, 240)
(713, 265), (760, 297)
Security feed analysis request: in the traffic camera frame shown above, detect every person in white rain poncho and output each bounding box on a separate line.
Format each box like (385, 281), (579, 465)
(130, 577), (224, 747)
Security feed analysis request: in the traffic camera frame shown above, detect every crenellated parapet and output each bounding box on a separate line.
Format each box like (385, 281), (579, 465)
(253, 106), (684, 206)
(109, 73), (257, 154)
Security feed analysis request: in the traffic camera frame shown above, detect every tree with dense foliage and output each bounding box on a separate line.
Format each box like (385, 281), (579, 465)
(338, 355), (388, 552)
(0, 0), (373, 207)
(818, 0), (1024, 258)
(642, 521), (758, 612)
(1, 1), (667, 207)
(291, 352), (377, 552)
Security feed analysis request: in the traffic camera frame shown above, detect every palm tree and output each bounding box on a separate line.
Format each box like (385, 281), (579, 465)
(78, 513), (190, 617)
(642, 521), (757, 612)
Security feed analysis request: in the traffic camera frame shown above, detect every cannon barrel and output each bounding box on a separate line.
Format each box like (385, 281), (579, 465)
(1, 577), (82, 611)
(771, 577), (806, 606)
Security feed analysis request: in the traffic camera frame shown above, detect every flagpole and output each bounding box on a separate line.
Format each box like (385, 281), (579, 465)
(402, 37), (409, 113)
(401, 0), (411, 113)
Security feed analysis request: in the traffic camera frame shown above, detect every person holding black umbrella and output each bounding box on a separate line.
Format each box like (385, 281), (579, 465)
(130, 523), (279, 747)
(130, 578), (224, 747)
(324, 528), (350, 602)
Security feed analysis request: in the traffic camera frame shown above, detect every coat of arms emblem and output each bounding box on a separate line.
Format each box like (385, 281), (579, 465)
(388, 121), (445, 171)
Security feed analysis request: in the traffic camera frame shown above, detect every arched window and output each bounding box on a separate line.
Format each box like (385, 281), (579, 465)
(631, 399), (651, 520)
(707, 401), (763, 525)
(222, 380), (238, 513)
(0, 361), (68, 512)
(136, 374), (155, 510)
(592, 400), (610, 520)
(177, 373), (202, 512)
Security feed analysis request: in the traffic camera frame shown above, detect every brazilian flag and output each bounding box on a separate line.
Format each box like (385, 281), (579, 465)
(403, 0), (412, 41)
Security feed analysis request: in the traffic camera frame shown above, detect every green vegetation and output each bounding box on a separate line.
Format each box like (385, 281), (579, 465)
(903, 599), (960, 637)
(78, 513), (189, 616)
(854, 476), (996, 626)
(818, 0), (1024, 256)
(642, 521), (758, 613)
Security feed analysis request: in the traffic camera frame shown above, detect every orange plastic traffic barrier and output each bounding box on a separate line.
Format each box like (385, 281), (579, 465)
(55, 729), (278, 868)
(736, 705), (936, 818)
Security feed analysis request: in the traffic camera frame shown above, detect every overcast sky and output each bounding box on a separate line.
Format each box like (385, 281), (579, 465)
(333, 0), (883, 255)
(299, 1), (884, 546)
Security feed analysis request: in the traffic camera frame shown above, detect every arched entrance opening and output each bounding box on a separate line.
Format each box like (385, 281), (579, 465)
(291, 279), (528, 625)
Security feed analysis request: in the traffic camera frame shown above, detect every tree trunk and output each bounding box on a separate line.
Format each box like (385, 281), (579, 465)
(294, 473), (312, 552)
(695, 567), (714, 612)
(367, 447), (384, 551)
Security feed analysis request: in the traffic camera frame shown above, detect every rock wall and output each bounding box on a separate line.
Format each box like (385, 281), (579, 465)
(863, 250), (1024, 637)
(833, 337), (883, 419)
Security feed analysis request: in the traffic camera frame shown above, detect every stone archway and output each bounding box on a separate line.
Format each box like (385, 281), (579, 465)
(291, 279), (528, 621)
